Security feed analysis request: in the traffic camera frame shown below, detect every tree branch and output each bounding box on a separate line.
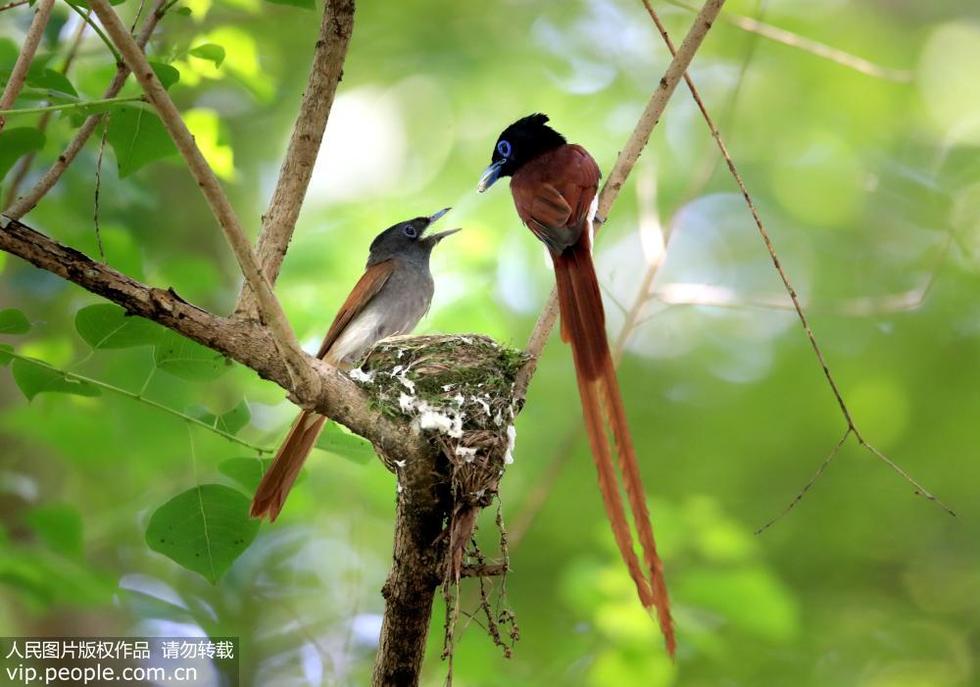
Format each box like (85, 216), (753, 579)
(665, 0), (913, 82)
(0, 0), (54, 134)
(88, 0), (319, 400)
(235, 0), (355, 317)
(0, 0), (30, 12)
(0, 216), (427, 465)
(640, 0), (954, 519)
(3, 14), (88, 209)
(1, 348), (273, 454)
(373, 457), (451, 687)
(4, 0), (169, 219)
(514, 0), (726, 400)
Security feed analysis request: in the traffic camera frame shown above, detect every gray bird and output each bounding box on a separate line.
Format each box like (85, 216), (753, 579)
(251, 208), (459, 521)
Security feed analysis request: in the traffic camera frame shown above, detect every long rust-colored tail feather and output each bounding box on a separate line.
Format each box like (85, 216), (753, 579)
(598, 354), (674, 654)
(250, 410), (327, 521)
(554, 236), (675, 656)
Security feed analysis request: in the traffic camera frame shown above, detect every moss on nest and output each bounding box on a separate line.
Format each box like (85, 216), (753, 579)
(351, 333), (528, 507)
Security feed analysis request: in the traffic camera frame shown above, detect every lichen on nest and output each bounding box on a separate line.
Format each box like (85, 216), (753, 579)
(350, 334), (528, 499)
(353, 334), (525, 658)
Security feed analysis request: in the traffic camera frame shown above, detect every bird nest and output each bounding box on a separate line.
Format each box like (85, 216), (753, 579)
(351, 334), (527, 506)
(351, 334), (526, 661)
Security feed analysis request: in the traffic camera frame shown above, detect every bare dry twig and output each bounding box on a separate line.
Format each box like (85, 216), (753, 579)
(235, 0), (355, 317)
(515, 0), (727, 399)
(665, 0), (913, 82)
(0, 0), (30, 12)
(0, 0), (55, 134)
(88, 0), (319, 399)
(754, 429), (851, 535)
(640, 0), (954, 522)
(4, 0), (169, 218)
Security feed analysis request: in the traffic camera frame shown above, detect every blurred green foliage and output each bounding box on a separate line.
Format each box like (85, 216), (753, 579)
(2, 0), (979, 685)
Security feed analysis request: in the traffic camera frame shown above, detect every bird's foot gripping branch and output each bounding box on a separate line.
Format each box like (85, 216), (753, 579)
(353, 335), (526, 684)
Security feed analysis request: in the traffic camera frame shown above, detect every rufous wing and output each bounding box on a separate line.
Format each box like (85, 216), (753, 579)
(316, 259), (397, 360)
(510, 144), (600, 254)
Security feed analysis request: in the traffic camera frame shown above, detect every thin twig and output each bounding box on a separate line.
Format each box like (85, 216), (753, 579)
(64, 1), (121, 62)
(0, 0), (30, 12)
(458, 562), (508, 579)
(0, 95), (144, 117)
(641, 0), (954, 519)
(130, 0), (146, 33)
(0, 215), (429, 463)
(3, 349), (273, 453)
(4, 0), (169, 218)
(3, 16), (89, 209)
(664, 0), (913, 82)
(88, 0), (319, 400)
(235, 0), (356, 317)
(675, 0), (769, 207)
(93, 117), (109, 262)
(514, 0), (727, 399)
(754, 429), (851, 534)
(0, 0), (55, 134)
(641, 281), (932, 317)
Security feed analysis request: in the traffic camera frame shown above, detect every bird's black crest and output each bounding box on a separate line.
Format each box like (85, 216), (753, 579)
(488, 113), (567, 179)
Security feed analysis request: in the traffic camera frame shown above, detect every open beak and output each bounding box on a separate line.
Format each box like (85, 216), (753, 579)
(422, 207), (460, 244)
(477, 160), (504, 193)
(428, 207), (451, 223)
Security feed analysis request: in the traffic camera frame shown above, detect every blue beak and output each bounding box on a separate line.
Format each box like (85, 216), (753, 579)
(477, 160), (505, 192)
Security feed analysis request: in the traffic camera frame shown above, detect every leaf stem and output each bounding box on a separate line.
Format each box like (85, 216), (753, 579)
(3, 349), (273, 454)
(0, 95), (143, 117)
(64, 2), (122, 63)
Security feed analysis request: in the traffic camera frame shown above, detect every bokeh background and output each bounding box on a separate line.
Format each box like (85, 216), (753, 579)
(2, 0), (980, 684)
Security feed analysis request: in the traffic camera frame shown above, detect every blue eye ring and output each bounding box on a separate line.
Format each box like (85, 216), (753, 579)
(403, 225), (418, 238)
(496, 140), (512, 158)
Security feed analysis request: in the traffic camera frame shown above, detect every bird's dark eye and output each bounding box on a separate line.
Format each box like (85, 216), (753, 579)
(403, 225), (418, 239)
(496, 140), (512, 158)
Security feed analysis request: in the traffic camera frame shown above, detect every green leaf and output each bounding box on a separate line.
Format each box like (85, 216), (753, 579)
(11, 358), (102, 401)
(106, 104), (179, 177)
(154, 330), (230, 382)
(0, 39), (17, 71)
(74, 303), (165, 349)
(216, 399), (250, 434)
(218, 457), (270, 492)
(263, 0), (314, 9)
(190, 399), (251, 434)
(25, 65), (77, 98)
(0, 129), (45, 181)
(218, 456), (306, 492)
(174, 6), (192, 16)
(150, 61), (180, 90)
(184, 108), (235, 180)
(145, 484), (260, 584)
(64, 0), (127, 6)
(0, 344), (12, 367)
(11, 86), (80, 104)
(315, 421), (376, 464)
(188, 44), (225, 68)
(0, 309), (31, 335)
(26, 504), (84, 558)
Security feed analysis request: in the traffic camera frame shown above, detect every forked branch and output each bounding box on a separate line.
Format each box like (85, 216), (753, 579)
(236, 0), (355, 317)
(4, 0), (169, 218)
(0, 216), (426, 464)
(639, 0), (953, 521)
(88, 0), (319, 399)
(0, 0), (54, 134)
